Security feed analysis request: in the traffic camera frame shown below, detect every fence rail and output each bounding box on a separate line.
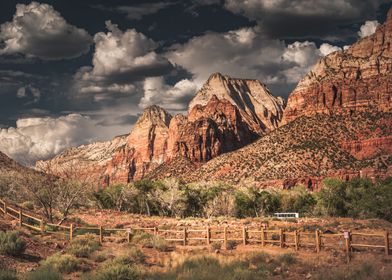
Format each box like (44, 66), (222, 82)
(0, 198), (390, 261)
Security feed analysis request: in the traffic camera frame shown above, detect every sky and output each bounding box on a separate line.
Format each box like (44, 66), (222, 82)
(0, 0), (391, 165)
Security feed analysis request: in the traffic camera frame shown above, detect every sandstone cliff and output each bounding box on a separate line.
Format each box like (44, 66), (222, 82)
(104, 105), (172, 184)
(103, 74), (285, 184)
(283, 9), (392, 124)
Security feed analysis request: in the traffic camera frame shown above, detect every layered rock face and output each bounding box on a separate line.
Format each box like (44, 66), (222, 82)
(104, 106), (172, 184)
(103, 73), (285, 184)
(283, 9), (392, 124)
(191, 73), (285, 131)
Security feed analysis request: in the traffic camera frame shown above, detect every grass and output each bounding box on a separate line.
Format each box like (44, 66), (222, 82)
(66, 234), (100, 258)
(146, 254), (276, 280)
(0, 270), (18, 280)
(0, 231), (26, 256)
(314, 261), (392, 280)
(41, 253), (79, 273)
(26, 267), (63, 280)
(131, 231), (170, 252)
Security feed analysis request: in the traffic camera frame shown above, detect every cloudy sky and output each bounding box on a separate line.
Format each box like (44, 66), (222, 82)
(0, 0), (390, 165)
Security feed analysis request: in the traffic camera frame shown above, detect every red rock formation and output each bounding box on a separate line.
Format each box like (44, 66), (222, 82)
(104, 105), (172, 184)
(167, 95), (260, 162)
(340, 136), (392, 160)
(283, 8), (392, 124)
(103, 74), (285, 185)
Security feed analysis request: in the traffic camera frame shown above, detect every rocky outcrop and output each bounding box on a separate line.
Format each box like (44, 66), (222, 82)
(104, 105), (172, 184)
(283, 8), (392, 124)
(103, 74), (285, 185)
(167, 96), (261, 162)
(191, 73), (285, 131)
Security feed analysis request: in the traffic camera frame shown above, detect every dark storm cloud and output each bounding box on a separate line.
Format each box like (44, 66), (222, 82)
(224, 0), (388, 40)
(0, 2), (92, 60)
(91, 2), (175, 20)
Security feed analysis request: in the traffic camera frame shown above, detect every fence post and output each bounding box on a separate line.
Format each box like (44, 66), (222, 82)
(183, 228), (187, 246)
(385, 230), (389, 256)
(294, 230), (299, 251)
(279, 229), (284, 248)
(99, 226), (103, 244)
(18, 210), (23, 227)
(261, 227), (265, 247)
(315, 230), (321, 253)
(224, 226), (228, 249)
(206, 226), (210, 245)
(69, 224), (73, 241)
(344, 231), (351, 263)
(40, 219), (45, 233)
(242, 226), (247, 245)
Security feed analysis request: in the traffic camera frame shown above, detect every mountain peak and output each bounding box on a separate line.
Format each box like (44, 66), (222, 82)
(136, 105), (172, 127)
(189, 73), (285, 131)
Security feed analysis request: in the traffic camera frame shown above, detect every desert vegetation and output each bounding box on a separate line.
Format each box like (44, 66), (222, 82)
(92, 177), (392, 222)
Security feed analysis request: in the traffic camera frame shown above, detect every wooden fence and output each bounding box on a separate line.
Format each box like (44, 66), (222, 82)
(0, 198), (390, 261)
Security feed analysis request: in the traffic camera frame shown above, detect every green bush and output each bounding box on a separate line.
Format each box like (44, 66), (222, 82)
(67, 234), (100, 258)
(41, 253), (79, 273)
(0, 270), (18, 280)
(0, 231), (26, 256)
(26, 267), (62, 280)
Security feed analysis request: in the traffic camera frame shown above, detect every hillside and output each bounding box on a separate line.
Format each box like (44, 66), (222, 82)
(150, 111), (392, 188)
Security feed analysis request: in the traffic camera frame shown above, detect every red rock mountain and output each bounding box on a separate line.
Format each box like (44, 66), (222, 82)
(153, 9), (392, 188)
(39, 74), (285, 185)
(283, 8), (392, 124)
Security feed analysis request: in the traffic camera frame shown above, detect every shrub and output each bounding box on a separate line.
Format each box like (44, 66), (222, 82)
(41, 253), (79, 273)
(108, 248), (145, 265)
(150, 236), (169, 252)
(26, 267), (62, 280)
(278, 253), (296, 265)
(0, 270), (18, 280)
(0, 231), (26, 256)
(211, 242), (221, 251)
(67, 234), (100, 258)
(225, 240), (236, 250)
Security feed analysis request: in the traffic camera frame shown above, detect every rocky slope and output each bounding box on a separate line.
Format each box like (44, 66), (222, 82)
(36, 134), (127, 183)
(40, 74), (284, 185)
(283, 8), (392, 124)
(175, 111), (392, 189)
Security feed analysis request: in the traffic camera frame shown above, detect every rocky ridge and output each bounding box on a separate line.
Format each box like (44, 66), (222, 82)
(283, 8), (392, 123)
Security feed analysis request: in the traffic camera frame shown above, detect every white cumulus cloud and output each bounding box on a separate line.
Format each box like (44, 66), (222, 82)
(0, 114), (107, 165)
(319, 43), (342, 56)
(358, 20), (380, 38)
(0, 1), (92, 60)
(140, 77), (198, 110)
(75, 21), (173, 95)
